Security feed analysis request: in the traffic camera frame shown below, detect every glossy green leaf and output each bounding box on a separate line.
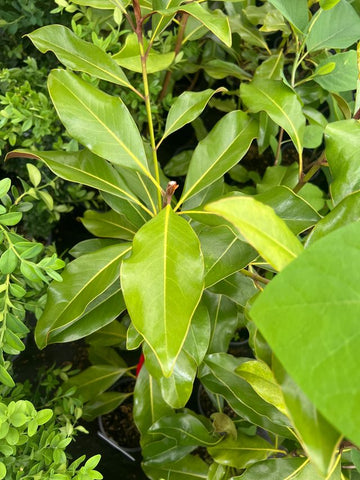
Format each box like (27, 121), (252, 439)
(241, 79), (305, 155)
(251, 222), (360, 446)
(308, 191), (360, 244)
(202, 60), (251, 81)
(133, 367), (173, 444)
(0, 249), (18, 275)
(0, 178), (11, 198)
(236, 360), (287, 416)
(159, 88), (225, 145)
(0, 212), (22, 226)
(306, 1), (360, 52)
(35, 243), (131, 348)
(143, 455), (208, 480)
(113, 33), (175, 73)
(6, 149), (151, 217)
(182, 301), (211, 366)
(314, 51), (358, 92)
(208, 432), (275, 469)
(203, 292), (239, 354)
(179, 111), (257, 206)
(28, 25), (131, 89)
(82, 391), (130, 421)
(267, 0), (308, 32)
(47, 69), (150, 176)
(87, 319), (127, 347)
(205, 196), (303, 271)
(71, 0), (114, 7)
(101, 191), (150, 228)
(149, 412), (220, 448)
(199, 353), (291, 436)
(254, 186), (321, 234)
(254, 53), (284, 81)
(69, 239), (118, 258)
(143, 342), (197, 408)
(199, 225), (257, 287)
(232, 458), (308, 480)
(48, 283), (126, 344)
(65, 365), (126, 403)
(319, 0), (341, 9)
(80, 210), (137, 240)
(121, 206), (204, 377)
(208, 272), (257, 308)
(0, 366), (15, 388)
(325, 120), (360, 205)
(273, 359), (341, 475)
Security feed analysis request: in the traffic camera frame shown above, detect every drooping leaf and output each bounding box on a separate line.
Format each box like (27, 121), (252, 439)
(82, 391), (130, 421)
(6, 150), (151, 217)
(65, 365), (126, 403)
(205, 196), (303, 271)
(113, 33), (175, 73)
(80, 210), (137, 240)
(199, 225), (257, 287)
(199, 353), (291, 436)
(121, 206), (204, 377)
(47, 69), (150, 176)
(307, 191), (360, 244)
(306, 0), (360, 52)
(250, 222), (360, 446)
(159, 88), (226, 145)
(273, 359), (341, 476)
(240, 79), (305, 155)
(28, 25), (132, 89)
(325, 120), (360, 205)
(35, 243), (131, 348)
(179, 111), (257, 206)
(267, 0), (308, 32)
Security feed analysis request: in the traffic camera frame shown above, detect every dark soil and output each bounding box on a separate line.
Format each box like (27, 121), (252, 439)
(198, 384), (237, 419)
(101, 378), (140, 450)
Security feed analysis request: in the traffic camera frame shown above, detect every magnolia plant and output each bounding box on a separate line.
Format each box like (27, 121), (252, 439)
(7, 0), (360, 478)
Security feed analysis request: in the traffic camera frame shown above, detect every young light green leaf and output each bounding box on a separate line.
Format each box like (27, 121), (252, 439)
(0, 249), (18, 275)
(26, 163), (41, 187)
(267, 0), (308, 32)
(178, 111), (257, 206)
(35, 243), (131, 349)
(159, 88), (226, 145)
(251, 221), (360, 447)
(0, 213), (22, 226)
(0, 179), (11, 199)
(158, 3), (231, 47)
(240, 79), (305, 155)
(205, 196), (303, 271)
(28, 25), (132, 90)
(319, 0), (341, 9)
(47, 69), (150, 177)
(121, 206), (204, 377)
(0, 365), (15, 388)
(306, 1), (360, 52)
(113, 33), (175, 73)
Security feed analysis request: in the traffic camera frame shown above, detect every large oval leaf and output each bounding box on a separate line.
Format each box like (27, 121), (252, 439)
(178, 111), (257, 207)
(35, 243), (131, 348)
(325, 120), (360, 205)
(240, 79), (305, 156)
(306, 0), (360, 52)
(28, 25), (132, 90)
(48, 69), (150, 177)
(121, 206), (204, 377)
(143, 455), (209, 480)
(267, 0), (308, 32)
(205, 196), (303, 271)
(250, 221), (360, 446)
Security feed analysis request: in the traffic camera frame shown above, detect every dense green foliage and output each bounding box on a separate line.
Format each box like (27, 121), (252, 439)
(3, 0), (360, 478)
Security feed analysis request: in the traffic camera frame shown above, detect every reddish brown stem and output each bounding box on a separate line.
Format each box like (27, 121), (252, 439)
(158, 13), (189, 102)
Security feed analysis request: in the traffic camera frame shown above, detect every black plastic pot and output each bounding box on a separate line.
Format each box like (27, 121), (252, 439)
(97, 415), (141, 462)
